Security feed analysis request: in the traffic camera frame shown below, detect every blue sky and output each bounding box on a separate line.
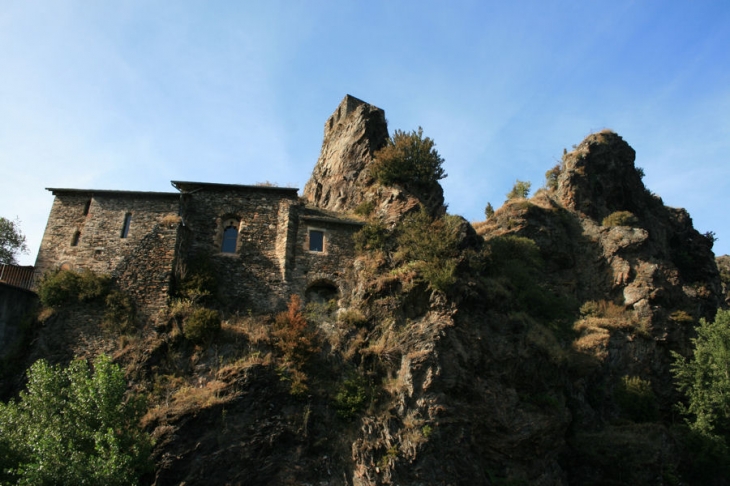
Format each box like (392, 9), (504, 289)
(2, 1), (729, 265)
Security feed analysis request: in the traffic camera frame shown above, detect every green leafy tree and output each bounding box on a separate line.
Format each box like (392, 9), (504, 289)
(370, 127), (446, 189)
(0, 354), (152, 485)
(545, 164), (561, 191)
(0, 217), (28, 265)
(484, 202), (494, 220)
(672, 309), (730, 434)
(506, 180), (531, 201)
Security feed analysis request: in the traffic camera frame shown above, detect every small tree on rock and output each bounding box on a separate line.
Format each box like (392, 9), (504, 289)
(370, 127), (446, 189)
(506, 180), (532, 201)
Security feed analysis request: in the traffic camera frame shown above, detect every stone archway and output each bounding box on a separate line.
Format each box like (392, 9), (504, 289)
(305, 280), (339, 305)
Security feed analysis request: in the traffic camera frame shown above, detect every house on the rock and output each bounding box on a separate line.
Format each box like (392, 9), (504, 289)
(33, 94), (396, 316)
(34, 181), (364, 315)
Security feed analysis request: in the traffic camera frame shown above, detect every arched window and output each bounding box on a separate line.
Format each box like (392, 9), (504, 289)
(221, 223), (238, 253)
(71, 230), (81, 247)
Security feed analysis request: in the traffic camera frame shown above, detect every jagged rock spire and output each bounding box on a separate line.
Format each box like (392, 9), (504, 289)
(557, 130), (646, 221)
(303, 95), (447, 222)
(302, 95), (389, 213)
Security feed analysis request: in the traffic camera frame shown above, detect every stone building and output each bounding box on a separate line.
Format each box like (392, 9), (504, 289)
(33, 95), (402, 316)
(34, 181), (363, 315)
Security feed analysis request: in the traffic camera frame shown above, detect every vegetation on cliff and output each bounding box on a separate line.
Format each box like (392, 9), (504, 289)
(370, 127), (446, 190)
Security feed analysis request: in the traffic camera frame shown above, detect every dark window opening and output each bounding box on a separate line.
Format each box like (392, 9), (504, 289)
(121, 213), (132, 238)
(71, 231), (80, 247)
(221, 224), (238, 253)
(309, 230), (324, 252)
(83, 199), (91, 216)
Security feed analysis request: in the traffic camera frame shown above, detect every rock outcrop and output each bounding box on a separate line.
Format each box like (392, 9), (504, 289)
(303, 95), (445, 223)
(303, 95), (389, 213)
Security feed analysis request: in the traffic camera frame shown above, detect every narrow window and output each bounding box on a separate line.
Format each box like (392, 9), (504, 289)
(221, 224), (238, 253)
(71, 230), (81, 247)
(83, 199), (91, 216)
(121, 213), (132, 238)
(309, 230), (324, 252)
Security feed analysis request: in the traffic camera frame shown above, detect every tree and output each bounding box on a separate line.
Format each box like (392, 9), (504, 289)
(672, 309), (730, 435)
(545, 164), (561, 191)
(485, 202), (494, 220)
(0, 217), (28, 265)
(0, 354), (152, 485)
(370, 127), (446, 189)
(506, 180), (532, 201)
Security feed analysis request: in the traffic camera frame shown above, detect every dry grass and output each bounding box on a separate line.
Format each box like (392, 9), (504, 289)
(361, 318), (403, 366)
(225, 315), (271, 345)
(160, 214), (181, 227)
(143, 377), (233, 426)
(576, 300), (651, 336)
(572, 328), (610, 360)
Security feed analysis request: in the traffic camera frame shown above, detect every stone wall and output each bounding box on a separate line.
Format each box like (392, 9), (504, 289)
(175, 182), (300, 313)
(114, 223), (180, 316)
(34, 189), (180, 314)
(0, 283), (37, 360)
(291, 209), (364, 303)
(33, 182), (366, 316)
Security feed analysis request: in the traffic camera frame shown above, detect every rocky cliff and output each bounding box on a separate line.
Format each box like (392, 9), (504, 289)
(2, 97), (727, 485)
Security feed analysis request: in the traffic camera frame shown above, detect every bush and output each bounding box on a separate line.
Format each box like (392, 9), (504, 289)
(672, 309), (730, 435)
(273, 295), (319, 366)
(178, 256), (217, 303)
(602, 211), (639, 227)
(334, 372), (369, 419)
(396, 210), (463, 292)
(615, 375), (658, 422)
(353, 221), (389, 252)
(0, 354), (152, 485)
(354, 200), (376, 217)
(506, 180), (531, 201)
(338, 308), (367, 327)
(37, 269), (110, 307)
(183, 307), (221, 344)
(370, 127), (446, 189)
(104, 290), (136, 334)
(484, 202), (494, 219)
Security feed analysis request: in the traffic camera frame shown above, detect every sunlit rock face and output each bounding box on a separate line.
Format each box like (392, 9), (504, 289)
(303, 95), (445, 224)
(303, 95), (389, 214)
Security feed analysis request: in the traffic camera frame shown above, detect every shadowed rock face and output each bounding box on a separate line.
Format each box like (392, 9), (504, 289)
(303, 95), (389, 213)
(557, 130), (645, 221)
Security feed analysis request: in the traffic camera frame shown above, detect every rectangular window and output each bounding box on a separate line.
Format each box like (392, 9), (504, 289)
(309, 230), (324, 252)
(121, 213), (132, 238)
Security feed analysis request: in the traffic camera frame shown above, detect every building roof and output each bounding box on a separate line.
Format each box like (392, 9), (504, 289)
(300, 206), (365, 227)
(46, 188), (178, 198)
(171, 180), (299, 195)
